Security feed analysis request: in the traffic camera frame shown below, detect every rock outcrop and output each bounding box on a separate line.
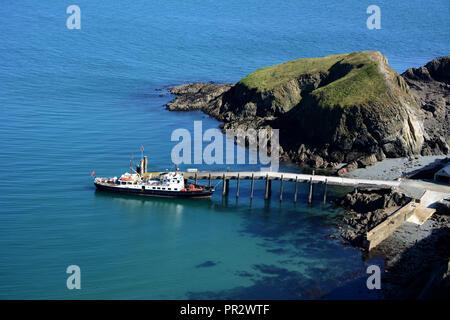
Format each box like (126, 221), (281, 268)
(436, 199), (450, 215)
(167, 83), (233, 112)
(402, 55), (450, 155)
(333, 189), (411, 247)
(166, 51), (450, 169)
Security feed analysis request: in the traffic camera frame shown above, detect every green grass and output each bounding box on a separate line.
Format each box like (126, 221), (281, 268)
(312, 60), (388, 108)
(237, 51), (402, 109)
(239, 53), (347, 91)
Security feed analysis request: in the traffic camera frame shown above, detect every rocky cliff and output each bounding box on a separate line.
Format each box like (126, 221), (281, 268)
(402, 55), (450, 156)
(167, 51), (449, 169)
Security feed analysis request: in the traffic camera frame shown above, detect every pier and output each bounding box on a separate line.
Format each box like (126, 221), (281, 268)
(145, 170), (402, 202)
(183, 170), (400, 187)
(145, 169), (450, 203)
(183, 170), (400, 193)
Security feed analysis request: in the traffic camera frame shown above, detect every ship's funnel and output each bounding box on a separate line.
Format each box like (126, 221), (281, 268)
(143, 156), (148, 173)
(140, 159), (144, 175)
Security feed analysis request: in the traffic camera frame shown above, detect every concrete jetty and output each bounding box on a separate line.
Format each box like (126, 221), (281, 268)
(182, 170), (401, 189)
(182, 170), (402, 206)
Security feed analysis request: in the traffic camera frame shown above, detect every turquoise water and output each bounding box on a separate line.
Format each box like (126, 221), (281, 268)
(0, 1), (448, 299)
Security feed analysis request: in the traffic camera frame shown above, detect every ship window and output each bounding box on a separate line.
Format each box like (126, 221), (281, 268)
(157, 187), (160, 190)
(168, 188), (171, 190)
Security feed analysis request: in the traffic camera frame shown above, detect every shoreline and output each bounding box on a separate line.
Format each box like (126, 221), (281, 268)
(344, 155), (449, 181)
(333, 185), (449, 299)
(370, 212), (450, 299)
(336, 157), (450, 299)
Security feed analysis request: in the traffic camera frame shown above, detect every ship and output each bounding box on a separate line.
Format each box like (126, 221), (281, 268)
(94, 154), (215, 198)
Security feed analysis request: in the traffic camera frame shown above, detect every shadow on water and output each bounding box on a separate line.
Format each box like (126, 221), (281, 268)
(183, 199), (384, 299)
(187, 260), (383, 300)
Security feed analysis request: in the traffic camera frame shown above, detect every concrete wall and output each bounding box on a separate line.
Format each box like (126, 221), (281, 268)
(365, 202), (417, 250)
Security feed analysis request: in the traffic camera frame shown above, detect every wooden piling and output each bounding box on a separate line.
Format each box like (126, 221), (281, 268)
(194, 172), (198, 184)
(279, 175), (283, 202)
(308, 177), (313, 204)
(265, 174), (272, 200)
(294, 176), (298, 203)
(323, 179), (327, 204)
(250, 173), (254, 200)
(208, 173), (212, 188)
(236, 173), (240, 198)
(225, 179), (229, 195)
(268, 180), (271, 197)
(222, 174), (227, 196)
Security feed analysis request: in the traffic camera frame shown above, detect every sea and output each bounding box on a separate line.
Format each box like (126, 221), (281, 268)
(0, 0), (448, 299)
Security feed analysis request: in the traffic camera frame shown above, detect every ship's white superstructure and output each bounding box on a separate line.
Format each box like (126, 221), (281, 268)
(95, 171), (187, 192)
(94, 169), (214, 197)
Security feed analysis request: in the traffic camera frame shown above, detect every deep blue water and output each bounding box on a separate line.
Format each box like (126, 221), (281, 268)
(0, 1), (448, 299)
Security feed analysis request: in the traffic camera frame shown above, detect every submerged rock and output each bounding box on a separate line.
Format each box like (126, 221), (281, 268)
(195, 260), (219, 268)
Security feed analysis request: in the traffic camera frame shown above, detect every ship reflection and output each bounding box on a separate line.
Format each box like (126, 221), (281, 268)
(94, 190), (219, 229)
(94, 189), (215, 213)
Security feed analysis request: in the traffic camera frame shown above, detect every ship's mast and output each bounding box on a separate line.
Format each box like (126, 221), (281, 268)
(130, 152), (133, 173)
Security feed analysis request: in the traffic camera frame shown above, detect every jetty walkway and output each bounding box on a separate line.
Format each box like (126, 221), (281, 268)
(177, 170), (401, 202)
